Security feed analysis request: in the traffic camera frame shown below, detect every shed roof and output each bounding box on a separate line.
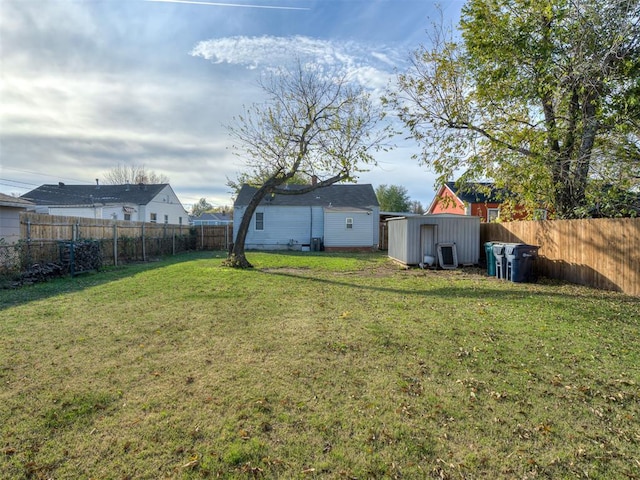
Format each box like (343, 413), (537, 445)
(21, 183), (169, 206)
(0, 192), (34, 208)
(234, 184), (379, 208)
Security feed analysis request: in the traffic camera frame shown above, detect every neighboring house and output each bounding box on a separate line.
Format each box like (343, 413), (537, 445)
(427, 181), (529, 222)
(191, 212), (233, 226)
(0, 193), (34, 243)
(21, 182), (188, 225)
(233, 183), (380, 251)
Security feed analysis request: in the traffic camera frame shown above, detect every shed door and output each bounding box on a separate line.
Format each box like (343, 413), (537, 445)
(420, 225), (436, 259)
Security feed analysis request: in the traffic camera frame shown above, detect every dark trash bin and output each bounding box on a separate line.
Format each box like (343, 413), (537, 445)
(505, 244), (539, 283)
(484, 241), (497, 276)
(492, 243), (507, 280)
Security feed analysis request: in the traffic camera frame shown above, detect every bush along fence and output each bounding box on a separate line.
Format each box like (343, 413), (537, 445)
(0, 213), (233, 280)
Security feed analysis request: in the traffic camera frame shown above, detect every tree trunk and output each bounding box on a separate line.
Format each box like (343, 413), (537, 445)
(224, 183), (272, 268)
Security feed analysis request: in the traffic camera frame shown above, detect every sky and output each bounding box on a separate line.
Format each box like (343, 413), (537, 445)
(0, 0), (465, 211)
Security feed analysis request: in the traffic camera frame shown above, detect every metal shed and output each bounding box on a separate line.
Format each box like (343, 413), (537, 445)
(387, 214), (481, 267)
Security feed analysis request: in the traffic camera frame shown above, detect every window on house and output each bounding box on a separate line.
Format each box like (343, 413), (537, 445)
(179, 217), (183, 225)
(164, 214), (169, 224)
(150, 213), (157, 223)
(487, 208), (500, 222)
(346, 217), (353, 229)
(255, 212), (264, 230)
(124, 213), (131, 221)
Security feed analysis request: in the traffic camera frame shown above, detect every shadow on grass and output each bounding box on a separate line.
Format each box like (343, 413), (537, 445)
(0, 251), (221, 312)
(258, 268), (640, 305)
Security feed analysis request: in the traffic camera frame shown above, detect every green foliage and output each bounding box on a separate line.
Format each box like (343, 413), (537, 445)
(375, 184), (412, 212)
(190, 197), (213, 216)
(389, 0), (640, 218)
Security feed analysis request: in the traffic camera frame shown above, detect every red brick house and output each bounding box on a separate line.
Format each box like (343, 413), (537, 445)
(427, 181), (529, 222)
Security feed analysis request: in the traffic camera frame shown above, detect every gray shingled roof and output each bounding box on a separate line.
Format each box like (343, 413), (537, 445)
(21, 183), (169, 206)
(445, 181), (503, 203)
(234, 184), (379, 208)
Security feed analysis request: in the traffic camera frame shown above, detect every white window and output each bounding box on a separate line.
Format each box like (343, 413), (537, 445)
(150, 213), (157, 223)
(164, 214), (169, 224)
(487, 208), (500, 222)
(124, 213), (131, 221)
(346, 217), (353, 229)
(255, 212), (264, 230)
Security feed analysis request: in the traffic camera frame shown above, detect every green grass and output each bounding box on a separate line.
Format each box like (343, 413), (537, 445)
(1, 251), (639, 479)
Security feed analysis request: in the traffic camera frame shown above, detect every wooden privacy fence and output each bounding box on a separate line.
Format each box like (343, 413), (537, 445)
(17, 213), (232, 269)
(481, 217), (640, 297)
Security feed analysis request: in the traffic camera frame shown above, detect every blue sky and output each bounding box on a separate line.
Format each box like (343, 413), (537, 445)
(0, 0), (464, 210)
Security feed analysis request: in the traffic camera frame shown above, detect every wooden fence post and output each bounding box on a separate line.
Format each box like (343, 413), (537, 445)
(113, 222), (118, 267)
(142, 223), (146, 262)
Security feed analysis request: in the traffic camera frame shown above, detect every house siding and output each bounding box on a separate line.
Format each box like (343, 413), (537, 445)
(239, 205), (318, 250)
(0, 207), (22, 243)
(142, 186), (188, 225)
(429, 187), (465, 215)
(323, 208), (377, 249)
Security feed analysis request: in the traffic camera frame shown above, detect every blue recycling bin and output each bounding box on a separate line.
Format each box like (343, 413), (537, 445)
(505, 244), (539, 282)
(492, 243), (506, 280)
(484, 242), (497, 276)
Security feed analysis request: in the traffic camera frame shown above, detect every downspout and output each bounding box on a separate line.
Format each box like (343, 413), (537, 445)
(310, 206), (313, 246)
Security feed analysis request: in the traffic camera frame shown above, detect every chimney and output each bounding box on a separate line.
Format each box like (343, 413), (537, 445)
(95, 178), (100, 189)
(311, 175), (318, 186)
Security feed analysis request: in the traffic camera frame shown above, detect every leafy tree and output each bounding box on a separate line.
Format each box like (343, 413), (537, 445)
(375, 184), (412, 212)
(191, 197), (214, 216)
(410, 200), (425, 215)
(103, 164), (169, 185)
(227, 62), (392, 268)
(387, 0), (640, 218)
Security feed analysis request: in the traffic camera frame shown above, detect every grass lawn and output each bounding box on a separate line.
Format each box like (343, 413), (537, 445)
(1, 251), (639, 479)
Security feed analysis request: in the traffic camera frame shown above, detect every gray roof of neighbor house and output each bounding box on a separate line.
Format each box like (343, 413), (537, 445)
(21, 183), (169, 206)
(0, 192), (34, 208)
(234, 184), (379, 208)
(191, 212), (233, 222)
(445, 181), (504, 204)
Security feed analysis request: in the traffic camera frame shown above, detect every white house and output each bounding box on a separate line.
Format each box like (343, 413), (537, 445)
(190, 212), (233, 226)
(0, 193), (34, 243)
(21, 182), (189, 226)
(233, 184), (380, 251)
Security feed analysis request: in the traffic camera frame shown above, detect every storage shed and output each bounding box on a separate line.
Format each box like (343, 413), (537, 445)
(387, 214), (481, 267)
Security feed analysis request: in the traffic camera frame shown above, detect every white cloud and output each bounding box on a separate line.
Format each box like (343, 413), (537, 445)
(190, 35), (401, 92)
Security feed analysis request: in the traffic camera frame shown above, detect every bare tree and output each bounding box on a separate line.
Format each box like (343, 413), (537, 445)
(103, 164), (170, 185)
(227, 62), (392, 268)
